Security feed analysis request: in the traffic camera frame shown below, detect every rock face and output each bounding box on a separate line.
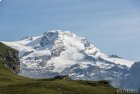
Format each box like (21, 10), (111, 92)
(0, 42), (20, 73)
(2, 30), (135, 88)
(53, 75), (71, 80)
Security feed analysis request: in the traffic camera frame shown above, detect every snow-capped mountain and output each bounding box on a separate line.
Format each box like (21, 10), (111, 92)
(2, 30), (135, 87)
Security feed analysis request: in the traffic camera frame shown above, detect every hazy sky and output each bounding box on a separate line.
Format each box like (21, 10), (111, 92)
(0, 0), (140, 61)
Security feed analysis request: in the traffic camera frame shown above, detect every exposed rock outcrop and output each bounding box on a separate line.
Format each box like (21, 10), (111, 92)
(0, 42), (20, 74)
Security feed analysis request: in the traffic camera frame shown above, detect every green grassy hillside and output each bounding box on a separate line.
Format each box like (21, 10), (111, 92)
(0, 42), (132, 94)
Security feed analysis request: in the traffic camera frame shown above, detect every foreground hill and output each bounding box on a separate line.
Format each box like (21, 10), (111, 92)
(0, 42), (19, 73)
(0, 42), (132, 94)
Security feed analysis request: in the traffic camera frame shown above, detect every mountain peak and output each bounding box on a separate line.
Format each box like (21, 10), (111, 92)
(44, 30), (76, 37)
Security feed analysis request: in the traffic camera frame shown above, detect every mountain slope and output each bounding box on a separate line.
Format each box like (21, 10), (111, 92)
(0, 42), (19, 73)
(0, 42), (128, 94)
(120, 61), (140, 88)
(0, 42), (30, 85)
(2, 30), (134, 87)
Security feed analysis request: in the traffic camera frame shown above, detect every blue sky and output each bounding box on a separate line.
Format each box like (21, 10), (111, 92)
(0, 0), (140, 61)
